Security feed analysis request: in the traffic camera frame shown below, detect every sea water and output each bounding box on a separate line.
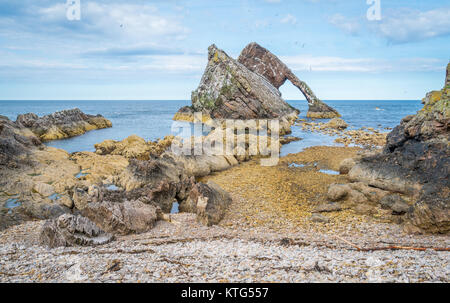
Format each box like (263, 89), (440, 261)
(0, 100), (422, 155)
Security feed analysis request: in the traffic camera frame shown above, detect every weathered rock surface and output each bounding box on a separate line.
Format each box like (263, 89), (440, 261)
(340, 64), (450, 234)
(174, 44), (299, 123)
(16, 108), (112, 142)
(39, 214), (114, 248)
(94, 135), (174, 160)
(81, 200), (159, 235)
(238, 42), (340, 119)
(0, 115), (41, 169)
(181, 181), (232, 226)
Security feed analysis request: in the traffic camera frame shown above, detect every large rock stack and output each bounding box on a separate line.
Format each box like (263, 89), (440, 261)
(175, 44), (299, 122)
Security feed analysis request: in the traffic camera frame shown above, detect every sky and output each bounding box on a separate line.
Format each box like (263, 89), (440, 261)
(0, 0), (449, 100)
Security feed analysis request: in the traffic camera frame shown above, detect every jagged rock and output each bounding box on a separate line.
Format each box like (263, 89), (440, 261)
(40, 214), (114, 248)
(238, 42), (340, 119)
(174, 44), (299, 121)
(81, 200), (159, 235)
(116, 156), (195, 212)
(181, 181), (232, 226)
(16, 108), (112, 142)
(346, 63), (450, 233)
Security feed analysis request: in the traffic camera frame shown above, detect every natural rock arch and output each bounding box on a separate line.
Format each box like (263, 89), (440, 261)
(238, 42), (340, 119)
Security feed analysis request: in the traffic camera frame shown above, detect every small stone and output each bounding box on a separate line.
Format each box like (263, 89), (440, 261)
(310, 214), (330, 223)
(313, 202), (342, 213)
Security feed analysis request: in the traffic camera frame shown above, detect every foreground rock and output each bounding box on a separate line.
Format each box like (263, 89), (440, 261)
(81, 200), (159, 235)
(39, 214), (114, 248)
(181, 181), (232, 226)
(16, 108), (112, 142)
(238, 42), (340, 119)
(334, 64), (450, 234)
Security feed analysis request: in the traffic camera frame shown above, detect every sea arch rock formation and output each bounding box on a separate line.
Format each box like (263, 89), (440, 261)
(238, 42), (340, 119)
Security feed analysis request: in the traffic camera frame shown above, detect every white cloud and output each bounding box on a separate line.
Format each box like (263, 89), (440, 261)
(375, 8), (450, 43)
(281, 14), (297, 25)
(280, 55), (445, 73)
(37, 2), (189, 42)
(329, 14), (361, 35)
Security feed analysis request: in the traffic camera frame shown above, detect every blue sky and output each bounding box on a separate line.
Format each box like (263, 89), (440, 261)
(0, 0), (449, 100)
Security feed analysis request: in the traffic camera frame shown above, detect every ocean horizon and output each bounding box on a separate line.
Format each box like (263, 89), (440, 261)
(1, 99), (422, 154)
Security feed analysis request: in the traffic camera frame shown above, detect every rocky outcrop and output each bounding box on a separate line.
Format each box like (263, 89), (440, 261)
(81, 200), (159, 235)
(0, 115), (41, 169)
(335, 64), (450, 234)
(181, 181), (232, 226)
(174, 44), (299, 123)
(238, 42), (340, 119)
(39, 214), (114, 248)
(94, 135), (174, 160)
(16, 108), (112, 142)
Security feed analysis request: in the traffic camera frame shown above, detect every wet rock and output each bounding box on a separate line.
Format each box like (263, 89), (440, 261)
(313, 202), (342, 213)
(40, 214), (114, 248)
(181, 181), (232, 226)
(238, 42), (340, 119)
(81, 200), (159, 235)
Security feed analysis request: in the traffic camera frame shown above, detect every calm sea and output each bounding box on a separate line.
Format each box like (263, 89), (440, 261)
(0, 100), (422, 155)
